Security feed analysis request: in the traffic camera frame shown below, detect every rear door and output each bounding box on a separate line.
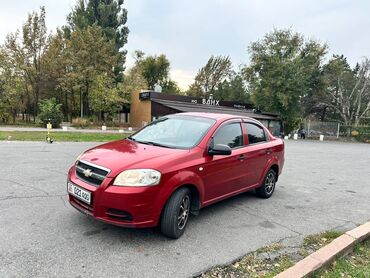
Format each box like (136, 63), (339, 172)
(202, 120), (247, 202)
(242, 122), (271, 187)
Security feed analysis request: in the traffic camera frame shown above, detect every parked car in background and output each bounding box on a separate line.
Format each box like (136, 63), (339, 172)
(67, 112), (285, 238)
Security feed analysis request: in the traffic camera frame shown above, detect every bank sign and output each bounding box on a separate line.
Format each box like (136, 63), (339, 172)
(190, 98), (220, 106)
(202, 98), (219, 106)
(192, 98), (247, 109)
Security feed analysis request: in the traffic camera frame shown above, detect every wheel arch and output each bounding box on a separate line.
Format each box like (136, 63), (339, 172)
(155, 171), (204, 225)
(270, 164), (279, 181)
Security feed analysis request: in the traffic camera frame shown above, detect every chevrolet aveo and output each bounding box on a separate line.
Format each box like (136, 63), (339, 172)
(67, 112), (284, 239)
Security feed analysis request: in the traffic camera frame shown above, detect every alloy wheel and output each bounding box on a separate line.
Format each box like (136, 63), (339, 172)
(177, 195), (190, 230)
(265, 172), (275, 195)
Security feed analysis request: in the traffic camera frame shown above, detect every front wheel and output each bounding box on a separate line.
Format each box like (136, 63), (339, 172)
(160, 188), (191, 239)
(256, 169), (277, 198)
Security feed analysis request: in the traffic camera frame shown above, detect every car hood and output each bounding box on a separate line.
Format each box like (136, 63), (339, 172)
(79, 139), (189, 177)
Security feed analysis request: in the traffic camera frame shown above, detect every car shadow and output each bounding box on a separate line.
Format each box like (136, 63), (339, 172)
(72, 190), (260, 242)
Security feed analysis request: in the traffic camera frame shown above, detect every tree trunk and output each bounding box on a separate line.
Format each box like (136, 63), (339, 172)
(12, 109), (16, 124)
(71, 88), (76, 119)
(83, 81), (89, 117)
(80, 87), (83, 118)
(64, 91), (69, 122)
(33, 89), (39, 123)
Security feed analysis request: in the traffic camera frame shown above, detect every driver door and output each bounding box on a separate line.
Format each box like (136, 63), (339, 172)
(201, 120), (247, 203)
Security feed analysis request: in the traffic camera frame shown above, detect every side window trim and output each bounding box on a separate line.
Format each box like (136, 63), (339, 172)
(244, 121), (269, 146)
(210, 119), (245, 150)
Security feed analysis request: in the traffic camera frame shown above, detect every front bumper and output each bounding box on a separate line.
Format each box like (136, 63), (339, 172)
(67, 166), (163, 228)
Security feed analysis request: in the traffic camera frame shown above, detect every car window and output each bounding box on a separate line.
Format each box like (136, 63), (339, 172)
(245, 123), (267, 144)
(130, 116), (216, 149)
(213, 123), (243, 149)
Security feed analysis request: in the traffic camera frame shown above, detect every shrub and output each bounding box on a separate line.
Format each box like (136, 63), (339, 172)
(38, 98), (63, 128)
(71, 117), (91, 128)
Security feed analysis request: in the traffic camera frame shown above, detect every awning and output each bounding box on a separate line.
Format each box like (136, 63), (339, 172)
(151, 99), (279, 121)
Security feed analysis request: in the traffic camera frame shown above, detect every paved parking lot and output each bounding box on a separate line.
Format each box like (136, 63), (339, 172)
(0, 140), (369, 277)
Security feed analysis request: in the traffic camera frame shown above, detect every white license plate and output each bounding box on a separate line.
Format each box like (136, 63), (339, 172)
(68, 182), (91, 204)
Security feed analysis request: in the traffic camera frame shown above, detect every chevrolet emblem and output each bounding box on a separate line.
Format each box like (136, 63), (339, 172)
(83, 169), (93, 178)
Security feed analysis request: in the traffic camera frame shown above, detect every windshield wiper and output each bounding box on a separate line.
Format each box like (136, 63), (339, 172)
(127, 137), (174, 148)
(138, 141), (174, 148)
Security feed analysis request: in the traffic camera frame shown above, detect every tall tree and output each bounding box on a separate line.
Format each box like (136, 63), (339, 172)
(90, 73), (127, 121)
(188, 55), (232, 98)
(0, 48), (25, 123)
(4, 7), (48, 121)
(66, 25), (119, 117)
(42, 29), (73, 120)
(323, 57), (370, 126)
(136, 54), (171, 90)
(22, 6), (48, 120)
(244, 29), (327, 133)
(213, 71), (250, 103)
(68, 0), (129, 81)
(161, 79), (181, 94)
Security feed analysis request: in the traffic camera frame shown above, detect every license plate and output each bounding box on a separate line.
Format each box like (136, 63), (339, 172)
(67, 182), (91, 205)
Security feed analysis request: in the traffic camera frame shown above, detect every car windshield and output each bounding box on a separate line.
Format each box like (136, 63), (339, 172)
(129, 115), (216, 149)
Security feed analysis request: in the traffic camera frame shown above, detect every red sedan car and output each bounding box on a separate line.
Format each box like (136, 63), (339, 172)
(67, 112), (284, 238)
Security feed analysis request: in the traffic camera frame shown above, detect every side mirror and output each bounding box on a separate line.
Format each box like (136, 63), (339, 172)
(208, 144), (232, 156)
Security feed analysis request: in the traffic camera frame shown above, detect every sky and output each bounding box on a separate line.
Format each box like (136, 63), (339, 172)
(0, 0), (369, 90)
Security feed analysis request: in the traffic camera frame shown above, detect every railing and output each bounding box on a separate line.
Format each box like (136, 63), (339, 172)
(303, 120), (370, 142)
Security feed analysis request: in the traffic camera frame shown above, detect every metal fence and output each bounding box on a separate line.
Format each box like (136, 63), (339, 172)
(302, 120), (370, 142)
(303, 120), (340, 138)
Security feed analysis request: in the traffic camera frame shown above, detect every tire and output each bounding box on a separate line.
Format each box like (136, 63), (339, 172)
(256, 169), (277, 198)
(160, 187), (191, 239)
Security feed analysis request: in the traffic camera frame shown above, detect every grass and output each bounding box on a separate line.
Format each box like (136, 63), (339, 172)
(314, 239), (370, 277)
(0, 131), (127, 142)
(303, 230), (344, 248)
(199, 231), (344, 278)
(199, 243), (293, 278)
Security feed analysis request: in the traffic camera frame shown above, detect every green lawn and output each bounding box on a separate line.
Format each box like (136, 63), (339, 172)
(314, 239), (370, 277)
(0, 131), (127, 142)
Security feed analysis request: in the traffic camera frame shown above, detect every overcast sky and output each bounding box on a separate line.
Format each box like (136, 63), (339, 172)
(1, 0), (369, 89)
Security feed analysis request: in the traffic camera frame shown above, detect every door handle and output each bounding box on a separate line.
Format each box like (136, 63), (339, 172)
(265, 149), (272, 155)
(237, 154), (246, 161)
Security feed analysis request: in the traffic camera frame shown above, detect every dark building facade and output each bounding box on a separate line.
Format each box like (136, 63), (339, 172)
(130, 90), (282, 136)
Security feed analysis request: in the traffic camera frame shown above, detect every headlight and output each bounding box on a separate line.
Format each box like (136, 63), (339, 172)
(113, 169), (161, 187)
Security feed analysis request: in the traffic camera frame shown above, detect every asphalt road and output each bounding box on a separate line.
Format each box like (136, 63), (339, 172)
(0, 140), (369, 277)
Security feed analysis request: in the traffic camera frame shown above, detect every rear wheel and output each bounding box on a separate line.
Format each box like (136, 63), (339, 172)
(160, 188), (191, 239)
(256, 169), (277, 198)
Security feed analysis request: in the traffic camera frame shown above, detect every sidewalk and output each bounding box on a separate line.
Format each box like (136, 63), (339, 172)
(0, 126), (132, 134)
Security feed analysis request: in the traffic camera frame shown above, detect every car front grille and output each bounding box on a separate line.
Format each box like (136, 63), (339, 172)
(75, 160), (110, 186)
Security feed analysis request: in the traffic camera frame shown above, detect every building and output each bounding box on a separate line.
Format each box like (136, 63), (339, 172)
(128, 90), (282, 136)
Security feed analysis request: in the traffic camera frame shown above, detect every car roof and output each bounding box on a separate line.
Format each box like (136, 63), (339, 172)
(172, 112), (255, 122)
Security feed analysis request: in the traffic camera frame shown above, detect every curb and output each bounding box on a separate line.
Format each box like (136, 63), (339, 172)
(275, 221), (370, 278)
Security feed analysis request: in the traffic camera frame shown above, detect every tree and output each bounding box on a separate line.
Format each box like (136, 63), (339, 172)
(42, 28), (75, 120)
(90, 73), (127, 121)
(323, 57), (370, 126)
(0, 49), (24, 123)
(68, 0), (129, 81)
(66, 25), (119, 117)
(161, 79), (181, 94)
(244, 29), (327, 133)
(22, 6), (48, 120)
(137, 54), (170, 90)
(188, 55), (232, 98)
(3, 7), (48, 122)
(121, 64), (147, 99)
(213, 71), (250, 102)
(38, 98), (63, 127)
